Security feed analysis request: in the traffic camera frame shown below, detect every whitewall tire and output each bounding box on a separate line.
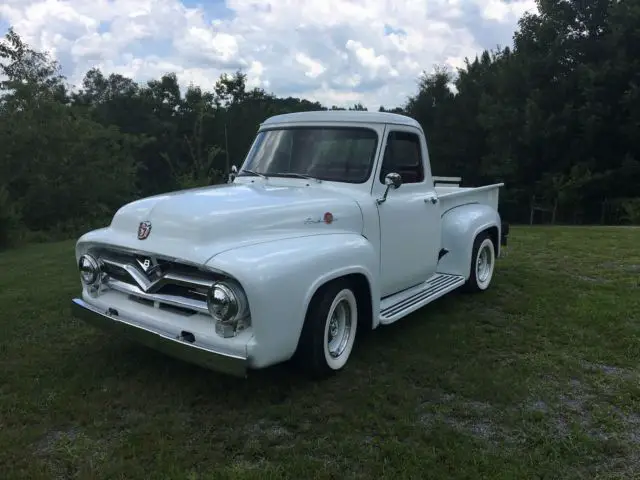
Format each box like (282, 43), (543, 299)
(463, 233), (496, 293)
(322, 288), (358, 371)
(296, 279), (359, 378)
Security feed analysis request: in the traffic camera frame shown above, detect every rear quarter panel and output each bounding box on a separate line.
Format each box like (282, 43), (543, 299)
(437, 203), (502, 279)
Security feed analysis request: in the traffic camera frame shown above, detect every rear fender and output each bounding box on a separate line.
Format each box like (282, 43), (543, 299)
(437, 204), (501, 279)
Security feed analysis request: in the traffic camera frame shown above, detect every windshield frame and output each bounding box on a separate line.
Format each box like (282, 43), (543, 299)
(237, 125), (381, 185)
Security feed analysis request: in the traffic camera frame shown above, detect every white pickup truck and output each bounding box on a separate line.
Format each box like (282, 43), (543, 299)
(72, 111), (509, 378)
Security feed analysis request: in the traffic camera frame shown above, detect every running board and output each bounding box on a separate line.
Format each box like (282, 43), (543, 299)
(379, 273), (466, 324)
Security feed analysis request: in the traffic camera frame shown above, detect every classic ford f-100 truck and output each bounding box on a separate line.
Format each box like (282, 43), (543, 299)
(72, 111), (508, 378)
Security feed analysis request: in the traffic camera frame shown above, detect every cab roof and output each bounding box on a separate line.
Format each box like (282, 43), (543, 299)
(260, 110), (422, 129)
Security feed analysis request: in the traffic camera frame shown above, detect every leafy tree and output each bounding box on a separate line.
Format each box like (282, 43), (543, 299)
(0, 28), (140, 243)
(2, 3), (640, 249)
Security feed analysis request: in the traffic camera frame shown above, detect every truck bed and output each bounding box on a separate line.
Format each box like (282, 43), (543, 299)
(433, 176), (504, 214)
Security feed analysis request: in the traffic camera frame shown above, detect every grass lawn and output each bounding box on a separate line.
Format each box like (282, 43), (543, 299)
(1, 226), (639, 479)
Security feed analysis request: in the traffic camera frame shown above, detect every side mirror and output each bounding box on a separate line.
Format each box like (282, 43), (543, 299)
(384, 172), (402, 189)
(377, 172), (402, 205)
(228, 165), (238, 183)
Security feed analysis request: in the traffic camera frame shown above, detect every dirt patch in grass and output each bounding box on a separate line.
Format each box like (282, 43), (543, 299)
(418, 391), (523, 447)
(580, 360), (639, 381)
(574, 274), (609, 283)
(33, 425), (125, 479)
(600, 261), (640, 273)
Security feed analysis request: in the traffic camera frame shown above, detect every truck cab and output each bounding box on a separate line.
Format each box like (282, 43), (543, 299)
(71, 111), (508, 379)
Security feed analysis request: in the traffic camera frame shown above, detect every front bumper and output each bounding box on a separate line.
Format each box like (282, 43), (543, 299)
(71, 298), (248, 377)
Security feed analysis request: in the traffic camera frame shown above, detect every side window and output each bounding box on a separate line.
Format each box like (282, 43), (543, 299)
(379, 131), (425, 184)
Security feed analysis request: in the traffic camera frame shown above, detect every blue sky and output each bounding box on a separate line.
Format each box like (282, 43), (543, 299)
(0, 0), (537, 109)
(183, 0), (235, 20)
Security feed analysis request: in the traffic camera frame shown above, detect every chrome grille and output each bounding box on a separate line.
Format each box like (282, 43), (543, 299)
(92, 246), (218, 316)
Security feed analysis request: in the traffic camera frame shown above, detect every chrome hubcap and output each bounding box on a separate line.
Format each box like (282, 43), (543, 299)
(329, 318), (339, 337)
(477, 245), (493, 282)
(327, 299), (352, 358)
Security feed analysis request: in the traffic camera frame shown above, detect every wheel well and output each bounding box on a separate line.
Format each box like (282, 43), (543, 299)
(292, 273), (374, 362)
(343, 273), (374, 334)
(484, 225), (499, 255)
(308, 273), (373, 332)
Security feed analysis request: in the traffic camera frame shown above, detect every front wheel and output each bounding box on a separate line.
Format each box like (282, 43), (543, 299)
(463, 232), (496, 293)
(296, 279), (358, 379)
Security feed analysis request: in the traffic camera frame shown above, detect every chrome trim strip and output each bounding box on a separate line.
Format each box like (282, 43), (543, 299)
(381, 275), (462, 317)
(100, 258), (215, 293)
(71, 298), (247, 377)
(162, 272), (215, 289)
(380, 273), (465, 317)
(86, 242), (181, 264)
(106, 278), (210, 315)
(102, 258), (153, 290)
(85, 242), (228, 273)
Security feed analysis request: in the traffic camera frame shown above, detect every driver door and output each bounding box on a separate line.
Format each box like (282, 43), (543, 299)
(374, 127), (441, 297)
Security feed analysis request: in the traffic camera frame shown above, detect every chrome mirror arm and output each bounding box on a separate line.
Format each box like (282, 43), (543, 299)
(376, 172), (402, 205)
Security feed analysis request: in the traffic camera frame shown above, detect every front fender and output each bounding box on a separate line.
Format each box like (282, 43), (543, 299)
(205, 233), (379, 369)
(437, 204), (501, 279)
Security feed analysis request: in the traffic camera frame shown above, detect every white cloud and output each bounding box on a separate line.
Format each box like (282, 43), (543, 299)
(477, 0), (537, 22)
(175, 26), (241, 68)
(345, 40), (398, 77)
(0, 0), (538, 109)
(295, 52), (326, 78)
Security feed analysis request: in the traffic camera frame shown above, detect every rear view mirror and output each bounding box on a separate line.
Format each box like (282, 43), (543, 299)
(377, 172), (403, 205)
(228, 165), (238, 183)
(384, 172), (402, 189)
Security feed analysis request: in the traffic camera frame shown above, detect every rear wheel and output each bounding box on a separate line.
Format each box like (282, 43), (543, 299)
(296, 279), (358, 379)
(463, 232), (496, 293)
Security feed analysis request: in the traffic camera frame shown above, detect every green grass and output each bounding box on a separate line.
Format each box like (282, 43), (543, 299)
(1, 226), (639, 479)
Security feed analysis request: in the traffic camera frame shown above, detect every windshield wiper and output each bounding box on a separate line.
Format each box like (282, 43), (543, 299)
(270, 172), (320, 182)
(239, 169), (267, 178)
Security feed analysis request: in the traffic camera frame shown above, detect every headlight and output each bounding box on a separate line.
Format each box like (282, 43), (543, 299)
(78, 254), (100, 285)
(206, 281), (250, 337)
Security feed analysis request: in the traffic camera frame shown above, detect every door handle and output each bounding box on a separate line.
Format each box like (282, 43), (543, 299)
(424, 195), (438, 204)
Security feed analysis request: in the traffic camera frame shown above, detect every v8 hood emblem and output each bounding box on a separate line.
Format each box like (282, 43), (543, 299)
(136, 257), (152, 272)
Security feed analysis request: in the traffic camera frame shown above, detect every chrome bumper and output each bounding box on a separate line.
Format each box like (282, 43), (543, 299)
(71, 298), (247, 377)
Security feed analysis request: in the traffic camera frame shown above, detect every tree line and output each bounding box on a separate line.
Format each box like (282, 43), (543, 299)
(1, 0), (638, 248)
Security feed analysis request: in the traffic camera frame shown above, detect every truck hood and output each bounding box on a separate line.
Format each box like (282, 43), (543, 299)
(89, 182), (364, 264)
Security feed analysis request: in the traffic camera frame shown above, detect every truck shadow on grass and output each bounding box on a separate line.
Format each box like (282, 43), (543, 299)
(54, 254), (541, 418)
(62, 285), (477, 401)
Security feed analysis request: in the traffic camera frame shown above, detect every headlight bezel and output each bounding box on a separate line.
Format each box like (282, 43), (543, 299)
(78, 254), (101, 286)
(206, 280), (250, 337)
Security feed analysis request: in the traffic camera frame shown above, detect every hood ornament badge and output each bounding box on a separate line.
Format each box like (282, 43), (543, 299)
(137, 220), (152, 240)
(304, 212), (336, 225)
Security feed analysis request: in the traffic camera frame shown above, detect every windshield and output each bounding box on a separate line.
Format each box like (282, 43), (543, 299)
(238, 127), (379, 183)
